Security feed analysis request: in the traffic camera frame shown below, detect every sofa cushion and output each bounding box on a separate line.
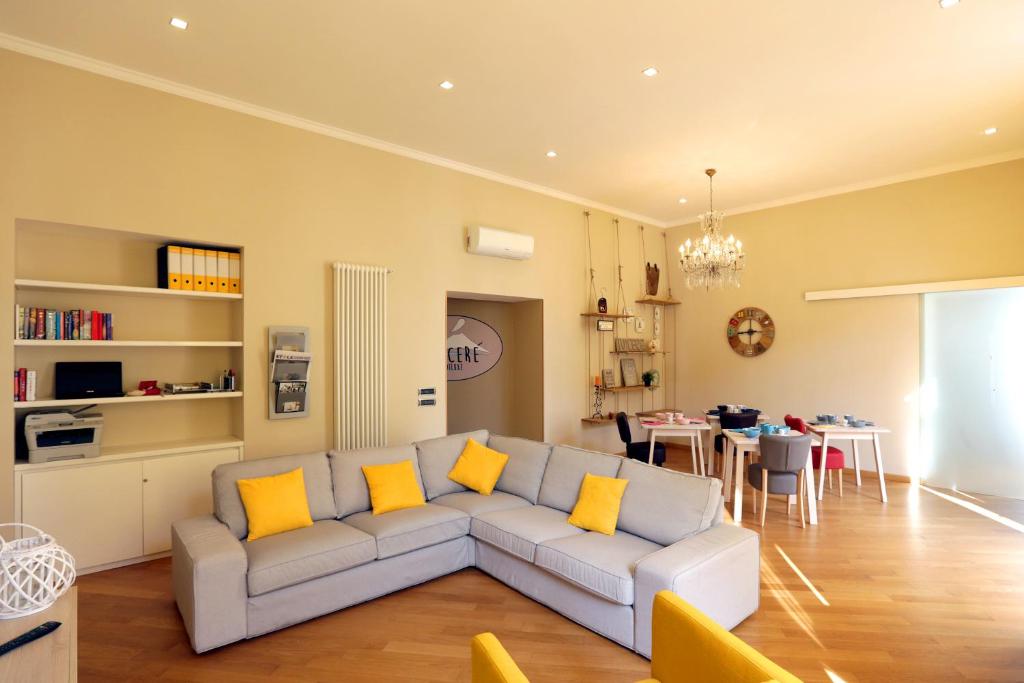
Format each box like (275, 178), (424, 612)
(236, 467), (314, 541)
(488, 435), (552, 504)
(244, 520), (376, 596)
(343, 503), (470, 559)
(535, 531), (662, 606)
(447, 438), (509, 495)
(616, 459), (723, 546)
(213, 452), (335, 539)
(329, 445), (424, 518)
(361, 460), (427, 515)
(415, 430), (489, 500)
(471, 505), (583, 562)
(431, 490), (531, 517)
(537, 446), (622, 513)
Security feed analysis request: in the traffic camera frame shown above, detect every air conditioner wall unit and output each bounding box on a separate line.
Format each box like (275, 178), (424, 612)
(466, 225), (534, 260)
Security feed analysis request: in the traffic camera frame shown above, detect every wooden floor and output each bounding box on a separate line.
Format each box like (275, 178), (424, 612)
(76, 448), (1024, 682)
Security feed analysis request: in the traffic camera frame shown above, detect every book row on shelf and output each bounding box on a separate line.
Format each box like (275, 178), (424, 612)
(13, 368), (37, 402)
(157, 244), (242, 293)
(15, 306), (113, 341)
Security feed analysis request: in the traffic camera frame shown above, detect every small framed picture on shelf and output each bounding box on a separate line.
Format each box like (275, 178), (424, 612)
(596, 319), (614, 332)
(601, 369), (615, 388)
(620, 358), (639, 387)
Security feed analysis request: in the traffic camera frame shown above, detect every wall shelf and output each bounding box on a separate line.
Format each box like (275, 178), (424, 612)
(15, 278), (242, 301)
(581, 416), (616, 424)
(602, 385), (657, 393)
(635, 297), (681, 306)
(14, 340), (243, 348)
(13, 391), (243, 409)
(609, 350), (671, 355)
(580, 312), (633, 319)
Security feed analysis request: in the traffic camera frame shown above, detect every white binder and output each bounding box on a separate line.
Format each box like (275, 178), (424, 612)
(193, 248), (206, 291)
(217, 251), (230, 293)
(180, 247), (194, 290)
(205, 249), (218, 292)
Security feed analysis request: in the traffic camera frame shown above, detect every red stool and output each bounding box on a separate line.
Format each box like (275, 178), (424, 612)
(785, 415), (845, 496)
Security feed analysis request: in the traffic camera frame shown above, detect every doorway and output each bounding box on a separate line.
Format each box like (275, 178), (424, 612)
(921, 287), (1024, 498)
(446, 294), (544, 440)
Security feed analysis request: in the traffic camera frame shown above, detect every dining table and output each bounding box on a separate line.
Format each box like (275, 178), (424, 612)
(720, 429), (818, 525)
(703, 411), (770, 476)
(637, 417), (711, 474)
(804, 423), (891, 502)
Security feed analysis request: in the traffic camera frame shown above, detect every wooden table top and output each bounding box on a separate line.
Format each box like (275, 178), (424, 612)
(0, 586), (76, 682)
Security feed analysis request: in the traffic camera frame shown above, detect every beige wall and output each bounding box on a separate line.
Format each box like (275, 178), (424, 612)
(666, 158), (1024, 478)
(0, 49), (663, 519)
(446, 298), (544, 439)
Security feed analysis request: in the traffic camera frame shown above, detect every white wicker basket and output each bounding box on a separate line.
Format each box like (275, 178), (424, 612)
(0, 523), (76, 619)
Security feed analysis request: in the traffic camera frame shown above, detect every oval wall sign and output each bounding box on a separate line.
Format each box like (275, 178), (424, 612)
(447, 315), (503, 381)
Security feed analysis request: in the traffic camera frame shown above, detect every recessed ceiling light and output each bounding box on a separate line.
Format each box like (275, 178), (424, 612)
(169, 17), (188, 30)
(678, 197), (688, 204)
(642, 66), (659, 77)
(938, 0), (959, 8)
(984, 127), (998, 136)
(545, 150), (558, 158)
(439, 80), (454, 90)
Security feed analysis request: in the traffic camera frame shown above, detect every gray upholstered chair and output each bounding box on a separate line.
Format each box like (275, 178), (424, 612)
(749, 434), (812, 528)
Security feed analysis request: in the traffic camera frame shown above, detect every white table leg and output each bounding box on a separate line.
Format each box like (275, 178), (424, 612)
(733, 445), (744, 523)
(707, 425), (718, 476)
(689, 435), (697, 474)
(817, 435), (829, 501)
(648, 429), (657, 465)
(804, 456), (818, 524)
(852, 440), (862, 486)
(723, 442), (734, 501)
(696, 431), (706, 477)
(872, 433), (888, 503)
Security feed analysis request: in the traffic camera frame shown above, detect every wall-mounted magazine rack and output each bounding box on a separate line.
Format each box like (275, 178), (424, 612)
(268, 326), (310, 420)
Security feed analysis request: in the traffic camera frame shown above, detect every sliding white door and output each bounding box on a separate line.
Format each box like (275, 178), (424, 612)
(921, 287), (1024, 498)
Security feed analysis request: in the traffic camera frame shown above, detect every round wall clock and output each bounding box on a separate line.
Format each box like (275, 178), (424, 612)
(726, 307), (775, 357)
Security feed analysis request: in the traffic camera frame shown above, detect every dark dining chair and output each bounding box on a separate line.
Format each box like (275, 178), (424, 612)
(616, 412), (666, 466)
(711, 410), (760, 477)
(749, 434), (812, 527)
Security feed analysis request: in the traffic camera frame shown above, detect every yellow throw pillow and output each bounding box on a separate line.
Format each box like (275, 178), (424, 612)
(448, 438), (510, 495)
(568, 472), (629, 535)
(236, 467), (314, 542)
(362, 460), (426, 515)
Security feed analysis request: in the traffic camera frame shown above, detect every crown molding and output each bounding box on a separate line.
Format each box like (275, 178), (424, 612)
(666, 148), (1024, 228)
(0, 33), (670, 228)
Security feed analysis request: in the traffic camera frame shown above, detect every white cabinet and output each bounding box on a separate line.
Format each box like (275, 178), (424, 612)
(15, 441), (242, 572)
(142, 448), (239, 555)
(21, 460), (143, 570)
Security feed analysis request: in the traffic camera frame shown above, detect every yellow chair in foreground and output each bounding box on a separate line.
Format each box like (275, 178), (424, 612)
(470, 591), (802, 683)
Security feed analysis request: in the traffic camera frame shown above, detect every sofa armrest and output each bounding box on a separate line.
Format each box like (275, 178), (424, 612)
(172, 515), (248, 653)
(633, 523), (760, 658)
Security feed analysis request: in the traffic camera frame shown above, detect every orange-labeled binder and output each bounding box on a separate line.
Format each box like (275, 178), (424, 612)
(180, 247), (194, 290)
(217, 251), (230, 293)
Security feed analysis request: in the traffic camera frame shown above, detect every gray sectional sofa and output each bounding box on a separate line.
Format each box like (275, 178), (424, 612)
(172, 430), (760, 657)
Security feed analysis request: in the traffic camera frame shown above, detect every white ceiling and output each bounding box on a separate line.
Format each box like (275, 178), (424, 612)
(1, 1), (1022, 226)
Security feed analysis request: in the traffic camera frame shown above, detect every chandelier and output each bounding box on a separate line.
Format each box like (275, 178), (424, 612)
(678, 169), (745, 289)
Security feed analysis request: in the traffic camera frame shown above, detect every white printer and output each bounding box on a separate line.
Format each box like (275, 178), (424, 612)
(24, 411), (104, 464)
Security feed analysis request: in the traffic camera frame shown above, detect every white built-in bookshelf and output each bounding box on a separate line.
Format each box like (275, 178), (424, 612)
(11, 219), (246, 571)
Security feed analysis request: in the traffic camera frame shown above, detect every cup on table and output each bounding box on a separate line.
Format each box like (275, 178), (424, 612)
(666, 413), (676, 424)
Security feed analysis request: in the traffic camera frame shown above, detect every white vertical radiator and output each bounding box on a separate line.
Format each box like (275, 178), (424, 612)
(333, 262), (390, 451)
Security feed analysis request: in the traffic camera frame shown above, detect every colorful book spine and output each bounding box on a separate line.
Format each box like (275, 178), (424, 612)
(14, 306), (115, 342)
(17, 368), (27, 402)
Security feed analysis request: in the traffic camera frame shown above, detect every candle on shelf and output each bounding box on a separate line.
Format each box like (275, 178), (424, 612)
(594, 375), (601, 386)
